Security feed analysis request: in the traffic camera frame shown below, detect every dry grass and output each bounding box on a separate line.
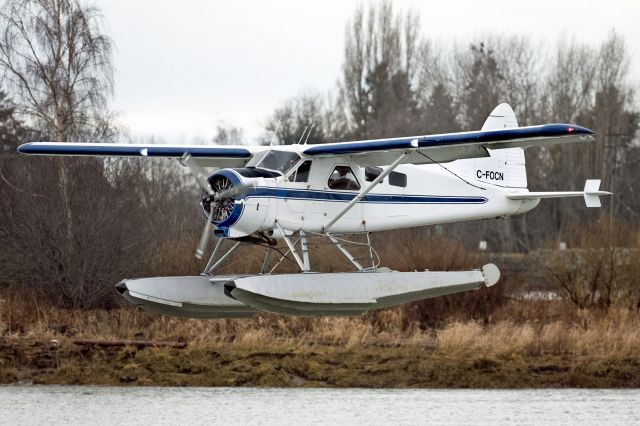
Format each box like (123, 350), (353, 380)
(1, 305), (430, 350)
(2, 294), (640, 387)
(436, 309), (640, 359)
(3, 288), (639, 357)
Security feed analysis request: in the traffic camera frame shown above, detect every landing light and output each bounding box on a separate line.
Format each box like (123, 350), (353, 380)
(567, 127), (575, 133)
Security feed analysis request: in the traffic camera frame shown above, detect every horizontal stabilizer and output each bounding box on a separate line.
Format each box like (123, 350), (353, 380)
(506, 179), (611, 208)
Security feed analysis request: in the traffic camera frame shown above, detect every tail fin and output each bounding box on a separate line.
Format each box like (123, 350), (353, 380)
(481, 103), (519, 131)
(472, 104), (527, 188)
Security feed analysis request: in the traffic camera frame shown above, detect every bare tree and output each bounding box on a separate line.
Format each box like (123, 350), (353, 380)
(591, 32), (637, 220)
(0, 0), (114, 245)
(456, 42), (505, 130)
(0, 0), (139, 309)
(212, 120), (244, 145)
(0, 89), (28, 147)
(414, 42), (462, 134)
(0, 0), (113, 138)
(339, 1), (424, 139)
(263, 92), (328, 145)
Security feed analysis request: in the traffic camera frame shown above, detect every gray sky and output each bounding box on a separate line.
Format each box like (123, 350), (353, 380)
(101, 0), (640, 143)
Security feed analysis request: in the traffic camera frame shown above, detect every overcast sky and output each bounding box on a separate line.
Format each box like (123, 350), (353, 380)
(100, 0), (640, 144)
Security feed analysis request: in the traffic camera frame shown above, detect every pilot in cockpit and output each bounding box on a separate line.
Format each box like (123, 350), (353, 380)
(328, 166), (360, 190)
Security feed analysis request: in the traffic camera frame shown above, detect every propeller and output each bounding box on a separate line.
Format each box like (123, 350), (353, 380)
(213, 182), (253, 201)
(180, 153), (253, 259)
(195, 208), (215, 259)
(180, 153), (213, 195)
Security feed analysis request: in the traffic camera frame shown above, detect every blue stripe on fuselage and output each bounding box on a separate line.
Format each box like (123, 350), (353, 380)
(240, 187), (487, 204)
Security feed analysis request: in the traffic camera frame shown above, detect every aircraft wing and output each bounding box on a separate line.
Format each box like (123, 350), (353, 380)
(302, 124), (595, 166)
(17, 142), (262, 167)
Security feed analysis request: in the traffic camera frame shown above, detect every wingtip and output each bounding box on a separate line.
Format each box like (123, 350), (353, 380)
(574, 125), (595, 135)
(17, 143), (31, 154)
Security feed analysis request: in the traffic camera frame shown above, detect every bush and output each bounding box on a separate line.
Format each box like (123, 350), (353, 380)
(542, 219), (640, 310)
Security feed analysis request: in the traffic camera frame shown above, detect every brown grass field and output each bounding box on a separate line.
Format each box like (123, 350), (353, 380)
(1, 293), (639, 388)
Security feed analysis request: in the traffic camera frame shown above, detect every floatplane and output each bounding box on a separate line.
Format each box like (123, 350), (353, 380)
(18, 104), (610, 318)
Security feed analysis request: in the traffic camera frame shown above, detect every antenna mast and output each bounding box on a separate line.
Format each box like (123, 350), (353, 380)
(269, 118), (282, 146)
(297, 125), (309, 144)
(303, 120), (315, 145)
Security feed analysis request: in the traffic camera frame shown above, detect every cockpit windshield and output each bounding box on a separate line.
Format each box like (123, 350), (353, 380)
(247, 150), (300, 175)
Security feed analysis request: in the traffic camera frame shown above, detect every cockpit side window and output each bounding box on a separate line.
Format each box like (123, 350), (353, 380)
(247, 150), (300, 175)
(289, 160), (313, 183)
(365, 166), (383, 182)
(328, 166), (360, 191)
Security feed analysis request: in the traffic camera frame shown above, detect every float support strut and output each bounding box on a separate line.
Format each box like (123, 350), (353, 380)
(275, 223), (306, 272)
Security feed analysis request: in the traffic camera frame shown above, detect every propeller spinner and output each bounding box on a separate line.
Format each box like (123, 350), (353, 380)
(180, 153), (252, 259)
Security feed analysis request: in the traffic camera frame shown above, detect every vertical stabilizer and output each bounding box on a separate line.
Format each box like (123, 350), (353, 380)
(472, 104), (527, 188)
(450, 103), (527, 188)
(481, 103), (519, 130)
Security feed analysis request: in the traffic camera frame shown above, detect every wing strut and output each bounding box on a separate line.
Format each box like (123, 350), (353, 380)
(324, 148), (415, 232)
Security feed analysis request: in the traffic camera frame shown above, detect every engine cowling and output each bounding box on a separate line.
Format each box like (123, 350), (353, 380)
(201, 168), (276, 238)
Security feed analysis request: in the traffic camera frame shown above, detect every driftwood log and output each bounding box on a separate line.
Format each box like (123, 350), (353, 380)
(72, 339), (187, 349)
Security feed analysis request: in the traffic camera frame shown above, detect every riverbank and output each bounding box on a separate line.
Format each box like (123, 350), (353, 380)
(2, 337), (640, 388)
(1, 300), (639, 388)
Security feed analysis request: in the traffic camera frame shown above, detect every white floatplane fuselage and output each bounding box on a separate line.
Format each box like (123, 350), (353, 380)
(213, 144), (540, 238)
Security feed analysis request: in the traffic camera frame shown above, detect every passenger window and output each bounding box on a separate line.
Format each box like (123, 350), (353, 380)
(289, 160), (313, 183)
(365, 166), (383, 182)
(328, 166), (361, 190)
(389, 171), (407, 187)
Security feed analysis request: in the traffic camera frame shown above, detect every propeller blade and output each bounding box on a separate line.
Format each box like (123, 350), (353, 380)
(195, 208), (215, 259)
(180, 153), (213, 195)
(214, 183), (253, 201)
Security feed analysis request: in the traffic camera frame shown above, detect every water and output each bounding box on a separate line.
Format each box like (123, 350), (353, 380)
(1, 386), (639, 425)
